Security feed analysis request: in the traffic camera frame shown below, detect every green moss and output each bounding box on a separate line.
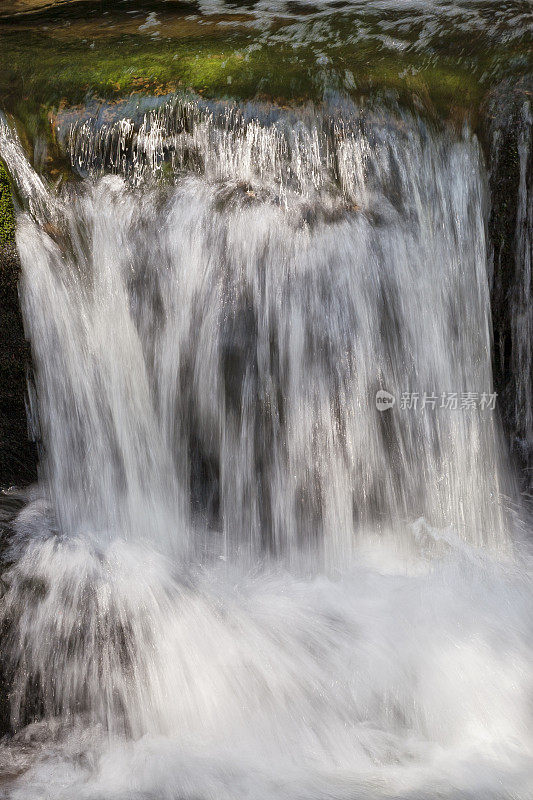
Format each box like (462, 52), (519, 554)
(0, 15), (529, 113)
(0, 161), (15, 248)
(0, 12), (529, 174)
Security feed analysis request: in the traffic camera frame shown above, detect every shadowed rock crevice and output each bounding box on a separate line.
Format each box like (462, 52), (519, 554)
(0, 161), (37, 488)
(483, 80), (533, 499)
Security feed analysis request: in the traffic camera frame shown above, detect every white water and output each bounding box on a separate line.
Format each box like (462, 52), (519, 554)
(0, 101), (532, 798)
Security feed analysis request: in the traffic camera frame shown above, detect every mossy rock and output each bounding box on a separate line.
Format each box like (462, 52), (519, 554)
(0, 161), (16, 248)
(0, 9), (529, 136)
(0, 160), (38, 488)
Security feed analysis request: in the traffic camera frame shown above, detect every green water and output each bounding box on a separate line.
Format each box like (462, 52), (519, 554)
(0, 1), (530, 177)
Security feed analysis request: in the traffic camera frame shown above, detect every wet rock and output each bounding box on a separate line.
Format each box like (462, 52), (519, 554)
(0, 162), (38, 488)
(482, 79), (533, 500)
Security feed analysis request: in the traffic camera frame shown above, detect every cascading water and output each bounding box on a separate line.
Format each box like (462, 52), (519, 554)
(17, 99), (514, 556)
(0, 98), (532, 799)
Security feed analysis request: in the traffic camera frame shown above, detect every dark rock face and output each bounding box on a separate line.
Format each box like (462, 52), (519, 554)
(0, 163), (38, 488)
(0, 491), (28, 736)
(484, 81), (533, 500)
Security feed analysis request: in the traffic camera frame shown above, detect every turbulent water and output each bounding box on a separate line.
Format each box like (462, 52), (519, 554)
(0, 96), (532, 799)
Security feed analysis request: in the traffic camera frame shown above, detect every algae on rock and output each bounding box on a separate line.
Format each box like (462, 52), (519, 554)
(0, 159), (37, 487)
(0, 161), (15, 248)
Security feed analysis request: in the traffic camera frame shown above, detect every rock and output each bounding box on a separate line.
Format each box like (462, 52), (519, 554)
(482, 79), (533, 500)
(0, 161), (38, 488)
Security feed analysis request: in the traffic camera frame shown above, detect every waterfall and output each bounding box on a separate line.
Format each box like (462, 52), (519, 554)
(3, 102), (511, 556)
(0, 100), (532, 799)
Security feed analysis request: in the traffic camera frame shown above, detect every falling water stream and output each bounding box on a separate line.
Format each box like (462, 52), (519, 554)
(0, 95), (532, 798)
